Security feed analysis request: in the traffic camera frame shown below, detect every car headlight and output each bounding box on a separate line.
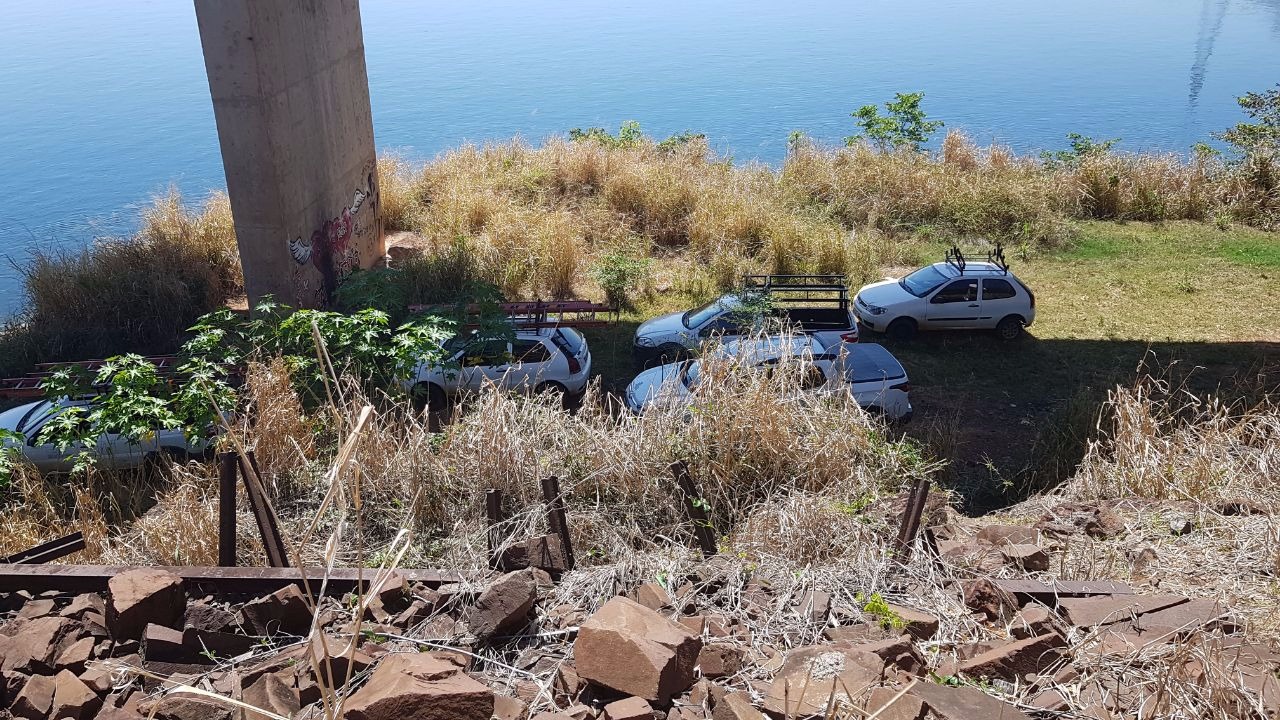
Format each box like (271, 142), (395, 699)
(635, 336), (656, 348)
(867, 305), (886, 316)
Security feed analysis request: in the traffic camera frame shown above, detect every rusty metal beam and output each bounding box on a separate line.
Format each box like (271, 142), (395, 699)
(2, 532), (86, 565)
(0, 564), (464, 595)
(238, 450), (290, 568)
(992, 579), (1134, 603)
(540, 476), (575, 571)
(218, 452), (237, 567)
(671, 461), (717, 558)
(894, 478), (932, 561)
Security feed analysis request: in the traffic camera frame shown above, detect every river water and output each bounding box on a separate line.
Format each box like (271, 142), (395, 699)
(1, 0), (1277, 311)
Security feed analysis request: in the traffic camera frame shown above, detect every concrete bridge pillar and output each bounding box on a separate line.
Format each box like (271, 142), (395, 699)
(194, 0), (384, 308)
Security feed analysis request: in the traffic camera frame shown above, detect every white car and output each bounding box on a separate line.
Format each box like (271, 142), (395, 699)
(633, 275), (858, 366)
(854, 256), (1036, 341)
(625, 333), (913, 422)
(0, 399), (208, 473)
(404, 326), (592, 410)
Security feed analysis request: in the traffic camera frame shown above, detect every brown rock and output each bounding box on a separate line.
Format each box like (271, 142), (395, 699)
(976, 524), (1039, 546)
(144, 623), (204, 664)
(909, 682), (1032, 720)
(493, 694), (528, 720)
(697, 644), (745, 679)
(500, 535), (568, 572)
(183, 601), (236, 633)
(55, 636), (96, 673)
(466, 569), (537, 640)
(884, 604), (938, 640)
(1010, 603), (1058, 640)
(1037, 502), (1125, 539)
(0, 616), (79, 673)
(1132, 598), (1229, 634)
(11, 673), (55, 720)
(863, 686), (926, 720)
(796, 591), (830, 623)
(240, 585), (312, 636)
(680, 616), (707, 636)
(532, 714), (577, 720)
(962, 579), (1018, 621)
(999, 544), (1050, 572)
(107, 568), (184, 641)
(958, 633), (1067, 680)
(309, 633), (375, 686)
(79, 665), (115, 694)
(712, 692), (765, 720)
(51, 669), (102, 719)
(242, 672), (300, 720)
(17, 598), (58, 620)
(823, 622), (895, 644)
(573, 596), (703, 702)
(1057, 594), (1187, 628)
(604, 696), (653, 720)
(629, 582), (673, 612)
(342, 652), (493, 720)
(94, 706), (147, 720)
(143, 696), (234, 720)
(61, 594), (106, 621)
(762, 645), (883, 718)
(850, 635), (925, 675)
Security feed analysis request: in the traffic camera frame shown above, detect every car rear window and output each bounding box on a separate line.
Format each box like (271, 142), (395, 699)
(982, 278), (1016, 300)
(552, 327), (586, 356)
(514, 340), (552, 363)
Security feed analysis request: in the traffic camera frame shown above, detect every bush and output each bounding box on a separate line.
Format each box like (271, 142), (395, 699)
(590, 251), (652, 308)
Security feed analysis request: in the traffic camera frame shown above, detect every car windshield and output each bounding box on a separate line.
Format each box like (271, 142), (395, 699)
(682, 295), (739, 329)
(16, 401), (54, 434)
(898, 265), (950, 297)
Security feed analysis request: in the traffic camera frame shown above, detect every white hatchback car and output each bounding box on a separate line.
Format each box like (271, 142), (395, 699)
(404, 326), (592, 410)
(854, 257), (1036, 341)
(625, 333), (912, 422)
(0, 398), (208, 473)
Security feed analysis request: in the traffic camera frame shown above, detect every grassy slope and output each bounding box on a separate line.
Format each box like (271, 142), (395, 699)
(577, 221), (1280, 508)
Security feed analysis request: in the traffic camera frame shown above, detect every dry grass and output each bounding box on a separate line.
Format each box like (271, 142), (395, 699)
(0, 189), (240, 375)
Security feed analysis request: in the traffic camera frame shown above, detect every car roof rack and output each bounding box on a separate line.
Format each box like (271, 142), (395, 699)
(408, 299), (618, 330)
(741, 275), (849, 309)
(986, 241), (1009, 274)
(945, 244), (967, 274)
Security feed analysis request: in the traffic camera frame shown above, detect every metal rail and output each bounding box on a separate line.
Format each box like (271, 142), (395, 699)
(0, 564), (464, 595)
(1, 532), (86, 565)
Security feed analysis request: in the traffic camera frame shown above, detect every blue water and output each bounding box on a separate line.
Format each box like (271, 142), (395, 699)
(1, 0), (1277, 311)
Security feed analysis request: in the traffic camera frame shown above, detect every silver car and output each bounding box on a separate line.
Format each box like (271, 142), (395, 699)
(625, 334), (912, 422)
(0, 399), (208, 472)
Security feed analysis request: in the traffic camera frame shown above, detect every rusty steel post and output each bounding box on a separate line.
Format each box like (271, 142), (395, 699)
(217, 451), (238, 567)
(540, 476), (575, 571)
(486, 488), (504, 571)
(671, 460), (718, 558)
(894, 478), (932, 561)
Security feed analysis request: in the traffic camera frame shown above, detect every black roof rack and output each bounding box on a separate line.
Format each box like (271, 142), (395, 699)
(741, 274), (849, 310)
(945, 242), (1009, 275)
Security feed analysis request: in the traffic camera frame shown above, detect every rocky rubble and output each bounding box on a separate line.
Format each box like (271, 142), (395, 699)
(1, 505), (1276, 719)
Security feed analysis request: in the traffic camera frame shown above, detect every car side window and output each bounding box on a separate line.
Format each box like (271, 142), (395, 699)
(930, 280), (978, 304)
(463, 340), (509, 367)
(513, 340), (551, 364)
(982, 278), (1017, 300)
(700, 316), (740, 337)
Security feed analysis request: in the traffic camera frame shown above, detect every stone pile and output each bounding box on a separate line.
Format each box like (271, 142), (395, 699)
(1, 512), (1277, 719)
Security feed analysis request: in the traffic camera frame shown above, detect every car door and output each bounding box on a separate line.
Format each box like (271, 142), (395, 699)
(979, 277), (1018, 328)
(923, 279), (980, 328)
(508, 339), (553, 391)
(459, 339), (513, 392)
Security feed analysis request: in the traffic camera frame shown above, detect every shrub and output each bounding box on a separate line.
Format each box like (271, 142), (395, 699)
(590, 251), (653, 308)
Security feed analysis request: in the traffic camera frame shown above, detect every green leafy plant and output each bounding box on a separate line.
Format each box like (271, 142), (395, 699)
(857, 591), (906, 631)
(846, 92), (944, 150)
(656, 131), (706, 153)
(590, 251), (652, 309)
(1041, 133), (1120, 169)
(569, 120), (645, 149)
(1215, 84), (1280, 155)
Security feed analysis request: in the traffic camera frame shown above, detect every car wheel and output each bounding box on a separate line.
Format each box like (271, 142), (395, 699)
(654, 343), (688, 366)
(996, 315), (1025, 341)
(885, 318), (917, 341)
(534, 381), (568, 408)
(411, 382), (446, 414)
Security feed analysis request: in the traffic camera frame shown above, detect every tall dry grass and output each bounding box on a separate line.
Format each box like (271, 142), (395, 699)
(0, 189), (240, 374)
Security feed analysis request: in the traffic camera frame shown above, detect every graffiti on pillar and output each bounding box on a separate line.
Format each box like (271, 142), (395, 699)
(286, 165), (380, 306)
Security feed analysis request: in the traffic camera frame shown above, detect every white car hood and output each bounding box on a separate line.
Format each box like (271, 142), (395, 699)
(857, 279), (917, 308)
(635, 311), (688, 342)
(625, 362), (690, 411)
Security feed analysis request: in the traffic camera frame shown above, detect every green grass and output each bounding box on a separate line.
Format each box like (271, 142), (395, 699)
(576, 221), (1280, 509)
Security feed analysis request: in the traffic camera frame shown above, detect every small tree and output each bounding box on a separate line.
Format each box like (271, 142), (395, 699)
(1040, 133), (1119, 169)
(1215, 85), (1280, 155)
(846, 92), (944, 150)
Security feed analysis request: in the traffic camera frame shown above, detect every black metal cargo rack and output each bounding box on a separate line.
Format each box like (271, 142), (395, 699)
(741, 274), (850, 310)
